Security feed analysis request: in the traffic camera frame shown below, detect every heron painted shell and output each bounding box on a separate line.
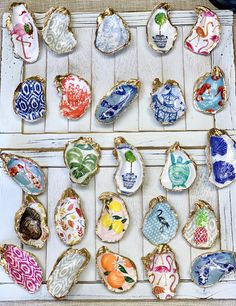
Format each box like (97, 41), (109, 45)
(95, 7), (131, 54)
(182, 200), (218, 249)
(113, 137), (144, 196)
(193, 66), (227, 114)
(161, 142), (197, 191)
(47, 248), (90, 299)
(207, 128), (236, 188)
(0, 244), (43, 293)
(15, 195), (49, 248)
(6, 3), (39, 63)
(55, 74), (92, 120)
(146, 3), (177, 54)
(96, 192), (129, 243)
(185, 6), (221, 55)
(142, 196), (178, 245)
(142, 244), (180, 300)
(150, 78), (186, 125)
(96, 246), (138, 293)
(64, 137), (101, 186)
(0, 152), (45, 195)
(55, 188), (86, 246)
(42, 7), (77, 54)
(95, 79), (141, 124)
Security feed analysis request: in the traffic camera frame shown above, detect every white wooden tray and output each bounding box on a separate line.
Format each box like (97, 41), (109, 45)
(0, 9), (236, 301)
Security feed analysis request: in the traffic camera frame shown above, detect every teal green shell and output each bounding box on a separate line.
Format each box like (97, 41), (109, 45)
(168, 153), (191, 188)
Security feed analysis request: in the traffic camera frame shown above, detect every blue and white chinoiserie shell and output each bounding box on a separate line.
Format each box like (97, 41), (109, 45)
(13, 77), (46, 122)
(113, 137), (144, 196)
(191, 251), (236, 287)
(207, 128), (236, 188)
(95, 79), (141, 124)
(95, 8), (131, 54)
(142, 196), (178, 245)
(150, 78), (186, 125)
(193, 66), (227, 115)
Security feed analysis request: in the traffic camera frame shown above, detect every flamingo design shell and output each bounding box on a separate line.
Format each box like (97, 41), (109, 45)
(96, 246), (138, 293)
(146, 3), (177, 54)
(182, 200), (218, 249)
(55, 188), (86, 246)
(6, 3), (39, 63)
(15, 195), (49, 248)
(113, 137), (144, 196)
(142, 244), (180, 300)
(47, 248), (90, 299)
(161, 142), (197, 191)
(185, 6), (221, 55)
(95, 8), (131, 54)
(42, 7), (77, 54)
(96, 192), (129, 242)
(64, 137), (101, 186)
(0, 153), (45, 195)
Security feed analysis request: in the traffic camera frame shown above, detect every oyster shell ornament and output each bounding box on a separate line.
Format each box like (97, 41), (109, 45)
(191, 251), (236, 287)
(95, 8), (131, 54)
(95, 79), (141, 124)
(96, 192), (129, 243)
(64, 137), (101, 186)
(207, 128), (236, 188)
(55, 74), (92, 120)
(6, 3), (39, 63)
(96, 246), (138, 293)
(146, 3), (177, 54)
(47, 248), (90, 299)
(42, 7), (77, 54)
(193, 66), (227, 114)
(142, 244), (180, 300)
(0, 153), (45, 195)
(185, 6), (221, 55)
(113, 137), (144, 196)
(161, 142), (197, 191)
(151, 78), (186, 125)
(13, 76), (46, 122)
(15, 195), (49, 248)
(183, 200), (218, 249)
(0, 244), (43, 293)
(142, 196), (178, 245)
(55, 188), (86, 246)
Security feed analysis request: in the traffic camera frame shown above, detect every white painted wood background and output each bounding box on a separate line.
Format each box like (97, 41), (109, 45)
(0, 9), (236, 300)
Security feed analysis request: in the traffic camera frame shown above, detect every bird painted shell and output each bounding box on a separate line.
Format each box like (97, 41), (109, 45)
(96, 192), (129, 243)
(47, 248), (90, 299)
(0, 244), (43, 293)
(64, 137), (101, 186)
(96, 246), (138, 293)
(55, 74), (92, 120)
(95, 7), (131, 54)
(95, 79), (141, 124)
(13, 76), (46, 122)
(0, 153), (45, 195)
(185, 6), (221, 55)
(142, 196), (178, 245)
(161, 142), (197, 191)
(183, 200), (218, 249)
(15, 195), (49, 248)
(193, 66), (227, 114)
(191, 251), (236, 287)
(55, 188), (86, 246)
(142, 244), (180, 300)
(42, 7), (77, 54)
(146, 3), (177, 54)
(113, 137), (144, 196)
(150, 78), (186, 125)
(6, 3), (39, 63)
(207, 128), (236, 188)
